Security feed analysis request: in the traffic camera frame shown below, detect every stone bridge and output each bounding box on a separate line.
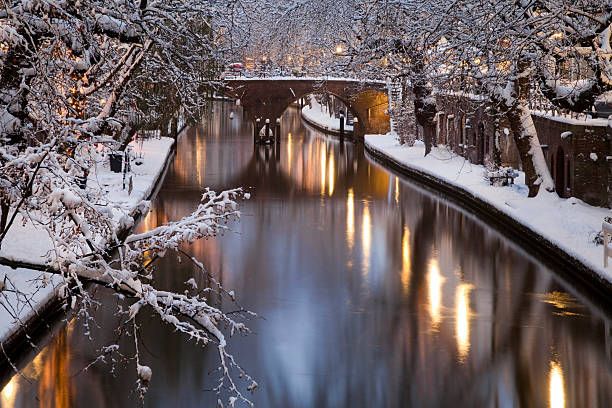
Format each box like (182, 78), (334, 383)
(222, 77), (391, 140)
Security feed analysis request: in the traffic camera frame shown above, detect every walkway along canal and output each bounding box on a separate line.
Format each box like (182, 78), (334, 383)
(2, 101), (611, 407)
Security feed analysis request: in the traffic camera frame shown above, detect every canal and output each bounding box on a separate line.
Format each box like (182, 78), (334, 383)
(2, 100), (611, 407)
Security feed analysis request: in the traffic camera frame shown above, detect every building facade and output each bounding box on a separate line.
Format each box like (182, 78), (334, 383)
(432, 94), (612, 207)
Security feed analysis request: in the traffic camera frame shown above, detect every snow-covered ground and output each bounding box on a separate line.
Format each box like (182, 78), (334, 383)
(0, 136), (175, 345)
(301, 99), (354, 133)
(0, 268), (64, 344)
(365, 133), (612, 285)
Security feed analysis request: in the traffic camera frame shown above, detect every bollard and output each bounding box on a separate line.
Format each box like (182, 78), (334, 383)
(265, 119), (270, 142)
(275, 118), (281, 145)
(339, 113), (345, 140)
(254, 118), (261, 144)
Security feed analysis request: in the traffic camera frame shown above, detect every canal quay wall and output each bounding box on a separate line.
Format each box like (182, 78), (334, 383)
(364, 134), (612, 300)
(0, 135), (177, 362)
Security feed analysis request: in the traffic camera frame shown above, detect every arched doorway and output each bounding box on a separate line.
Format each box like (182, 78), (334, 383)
(555, 146), (566, 197)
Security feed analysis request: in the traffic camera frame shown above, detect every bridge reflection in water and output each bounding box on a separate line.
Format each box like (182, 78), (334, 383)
(3, 101), (611, 407)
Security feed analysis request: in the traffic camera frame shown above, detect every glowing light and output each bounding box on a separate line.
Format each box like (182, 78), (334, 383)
(395, 177), (399, 203)
(401, 226), (411, 292)
(549, 360), (566, 408)
(550, 32), (563, 40)
(287, 132), (292, 169)
(320, 144), (326, 196)
(1, 378), (16, 407)
(428, 258), (444, 328)
(362, 202), (371, 276)
(336, 45), (343, 54)
(456, 283), (472, 361)
(328, 153), (335, 196)
(347, 188), (354, 250)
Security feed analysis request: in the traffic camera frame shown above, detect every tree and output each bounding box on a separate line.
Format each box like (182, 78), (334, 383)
(343, 0), (452, 151)
(440, 0), (611, 196)
(0, 1), (259, 404)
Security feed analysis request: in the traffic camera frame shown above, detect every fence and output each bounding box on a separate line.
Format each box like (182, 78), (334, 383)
(602, 221), (612, 267)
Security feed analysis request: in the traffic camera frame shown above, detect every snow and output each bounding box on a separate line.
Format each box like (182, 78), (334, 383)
(0, 267), (63, 343)
(301, 99), (353, 132)
(602, 27), (611, 53)
(560, 131), (572, 139)
(0, 136), (175, 344)
(531, 110), (609, 127)
(590, 153), (598, 161)
(223, 75), (385, 85)
(137, 364), (153, 382)
(365, 133), (612, 285)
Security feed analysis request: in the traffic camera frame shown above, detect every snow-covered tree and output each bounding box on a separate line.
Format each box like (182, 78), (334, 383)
(439, 0), (611, 196)
(344, 0), (452, 150)
(0, 1), (258, 404)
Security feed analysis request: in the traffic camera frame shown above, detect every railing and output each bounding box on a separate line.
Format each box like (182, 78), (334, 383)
(221, 71), (385, 83)
(528, 87), (601, 121)
(603, 221), (612, 267)
(439, 80), (601, 121)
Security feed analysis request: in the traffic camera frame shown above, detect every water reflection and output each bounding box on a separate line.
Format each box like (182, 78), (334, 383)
(401, 226), (411, 293)
(4, 102), (612, 407)
(455, 283), (472, 362)
(346, 188), (354, 251)
(361, 202), (371, 278)
(549, 360), (565, 408)
(428, 258), (444, 329)
(328, 153), (335, 196)
(1, 379), (16, 407)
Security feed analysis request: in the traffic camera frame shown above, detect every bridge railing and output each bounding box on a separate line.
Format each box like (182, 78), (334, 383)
(221, 70), (385, 83)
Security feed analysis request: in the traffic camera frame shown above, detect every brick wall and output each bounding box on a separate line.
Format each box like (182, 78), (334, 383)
(434, 95), (612, 207)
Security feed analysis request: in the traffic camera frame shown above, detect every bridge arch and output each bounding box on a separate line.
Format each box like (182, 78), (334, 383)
(221, 78), (390, 141)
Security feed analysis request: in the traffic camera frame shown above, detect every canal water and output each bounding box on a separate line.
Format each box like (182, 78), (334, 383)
(2, 101), (611, 407)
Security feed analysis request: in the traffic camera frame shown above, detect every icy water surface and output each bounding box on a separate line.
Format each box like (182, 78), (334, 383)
(2, 101), (612, 407)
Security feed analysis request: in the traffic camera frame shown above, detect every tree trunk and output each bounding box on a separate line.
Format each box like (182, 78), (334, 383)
(496, 60), (554, 197)
(0, 198), (9, 236)
(505, 103), (554, 197)
(412, 56), (437, 156)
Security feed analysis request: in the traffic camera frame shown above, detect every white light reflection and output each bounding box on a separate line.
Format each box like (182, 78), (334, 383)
(320, 143), (326, 196)
(401, 226), (411, 293)
(347, 188), (354, 251)
(1, 377), (17, 407)
(287, 132), (292, 173)
(362, 202), (371, 277)
(328, 153), (335, 196)
(456, 283), (472, 361)
(395, 177), (399, 203)
(549, 360), (566, 408)
(428, 258), (444, 329)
